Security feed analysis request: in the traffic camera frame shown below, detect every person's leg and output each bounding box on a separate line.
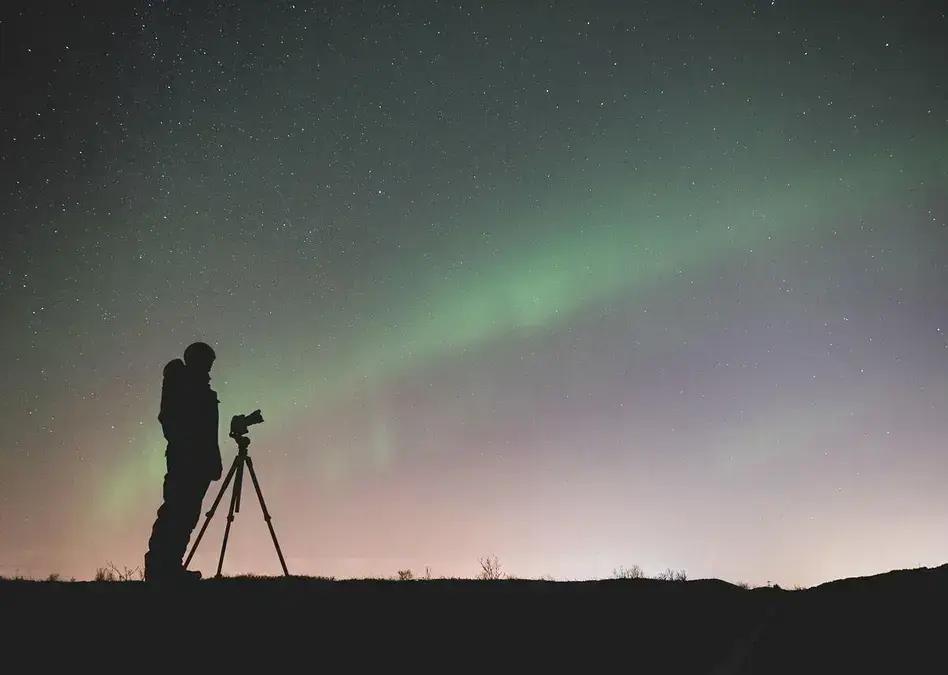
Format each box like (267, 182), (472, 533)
(145, 468), (188, 578)
(177, 477), (212, 562)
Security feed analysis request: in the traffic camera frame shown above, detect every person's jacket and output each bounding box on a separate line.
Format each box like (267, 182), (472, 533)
(158, 359), (223, 481)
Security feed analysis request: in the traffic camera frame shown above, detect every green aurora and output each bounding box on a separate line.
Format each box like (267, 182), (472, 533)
(100, 135), (944, 519)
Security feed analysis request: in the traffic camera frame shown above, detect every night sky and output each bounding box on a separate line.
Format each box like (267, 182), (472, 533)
(1, 1), (946, 585)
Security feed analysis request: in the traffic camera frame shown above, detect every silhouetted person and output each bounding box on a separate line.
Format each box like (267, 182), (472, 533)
(144, 341), (223, 581)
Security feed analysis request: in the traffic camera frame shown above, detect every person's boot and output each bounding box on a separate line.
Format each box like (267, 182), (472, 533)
(180, 568), (202, 581)
(143, 551), (167, 582)
(144, 564), (174, 583)
(145, 560), (201, 583)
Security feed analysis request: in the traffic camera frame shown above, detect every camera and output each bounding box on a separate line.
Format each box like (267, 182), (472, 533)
(230, 409), (264, 437)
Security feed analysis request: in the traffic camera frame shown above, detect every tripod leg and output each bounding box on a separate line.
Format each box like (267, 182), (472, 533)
(234, 453), (244, 513)
(216, 458), (243, 578)
(244, 456), (290, 577)
(184, 455), (240, 569)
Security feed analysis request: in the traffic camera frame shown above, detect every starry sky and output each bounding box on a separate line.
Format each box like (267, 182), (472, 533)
(1, 0), (946, 585)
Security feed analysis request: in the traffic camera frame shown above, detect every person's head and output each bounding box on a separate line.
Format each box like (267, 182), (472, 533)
(183, 341), (216, 373)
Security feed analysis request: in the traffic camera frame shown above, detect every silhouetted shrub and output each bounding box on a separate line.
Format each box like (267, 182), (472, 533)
(478, 555), (504, 580)
(94, 567), (116, 582)
(612, 565), (644, 579)
(95, 562), (142, 582)
(655, 568), (688, 582)
(397, 569), (414, 581)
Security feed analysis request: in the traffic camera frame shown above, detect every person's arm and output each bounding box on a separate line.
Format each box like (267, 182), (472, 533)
(208, 394), (222, 479)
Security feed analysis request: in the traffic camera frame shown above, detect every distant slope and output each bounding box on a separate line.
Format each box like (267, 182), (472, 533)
(742, 564), (948, 674)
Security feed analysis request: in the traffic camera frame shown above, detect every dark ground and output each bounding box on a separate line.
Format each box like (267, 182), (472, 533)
(2, 565), (946, 672)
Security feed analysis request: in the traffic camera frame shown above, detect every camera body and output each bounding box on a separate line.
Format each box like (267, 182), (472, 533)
(230, 409), (264, 437)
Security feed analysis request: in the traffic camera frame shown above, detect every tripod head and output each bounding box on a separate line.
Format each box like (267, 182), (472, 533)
(232, 434), (252, 453)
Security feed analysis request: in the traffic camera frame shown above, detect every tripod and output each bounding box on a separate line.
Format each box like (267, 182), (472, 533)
(184, 430), (289, 577)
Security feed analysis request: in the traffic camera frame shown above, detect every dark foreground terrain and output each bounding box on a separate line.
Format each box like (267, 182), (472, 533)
(2, 565), (946, 672)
